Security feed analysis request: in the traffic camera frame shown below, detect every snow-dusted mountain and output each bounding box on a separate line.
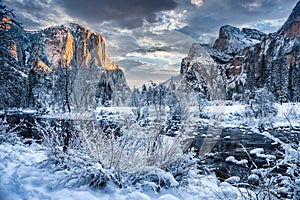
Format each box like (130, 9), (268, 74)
(179, 43), (225, 100)
(1, 20), (130, 111)
(176, 1), (300, 103)
(223, 1), (300, 102)
(213, 25), (266, 56)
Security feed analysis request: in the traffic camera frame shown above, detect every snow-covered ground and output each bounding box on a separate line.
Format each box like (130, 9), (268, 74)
(94, 102), (300, 127)
(0, 139), (256, 200)
(205, 102), (300, 128)
(1, 102), (299, 199)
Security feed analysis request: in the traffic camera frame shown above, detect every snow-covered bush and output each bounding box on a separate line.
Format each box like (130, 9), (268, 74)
(245, 88), (277, 126)
(0, 117), (21, 144)
(240, 129), (300, 199)
(34, 119), (115, 189)
(35, 119), (80, 159)
(34, 113), (198, 191)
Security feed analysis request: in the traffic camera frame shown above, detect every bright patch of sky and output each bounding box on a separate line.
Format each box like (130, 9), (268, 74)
(191, 0), (203, 7)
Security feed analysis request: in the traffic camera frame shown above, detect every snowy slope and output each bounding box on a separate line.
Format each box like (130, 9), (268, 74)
(0, 138), (255, 200)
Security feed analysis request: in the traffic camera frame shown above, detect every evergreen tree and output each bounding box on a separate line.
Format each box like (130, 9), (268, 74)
(245, 67), (256, 96)
(0, 1), (26, 109)
(273, 59), (288, 104)
(288, 63), (295, 101)
(245, 88), (277, 126)
(259, 54), (267, 86)
(292, 64), (300, 102)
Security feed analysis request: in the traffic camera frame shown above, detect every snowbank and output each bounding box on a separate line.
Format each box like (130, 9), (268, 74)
(0, 140), (255, 200)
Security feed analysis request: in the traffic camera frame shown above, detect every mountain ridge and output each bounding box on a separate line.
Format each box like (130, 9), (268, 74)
(0, 9), (130, 111)
(176, 0), (300, 103)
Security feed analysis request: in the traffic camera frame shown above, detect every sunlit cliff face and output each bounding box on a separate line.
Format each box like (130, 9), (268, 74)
(1, 15), (18, 60)
(62, 30), (74, 70)
(79, 26), (119, 71)
(27, 23), (120, 75)
(32, 59), (52, 74)
(0, 14), (11, 30)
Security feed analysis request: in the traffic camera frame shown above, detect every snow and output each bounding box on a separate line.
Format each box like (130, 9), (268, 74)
(250, 148), (264, 155)
(13, 68), (28, 78)
(288, 148), (300, 160)
(225, 156), (248, 166)
(248, 174), (259, 182)
(157, 194), (179, 200)
(0, 139), (257, 200)
(21, 109), (37, 114)
(1, 102), (299, 199)
(249, 147), (276, 164)
(202, 102), (300, 128)
(225, 176), (240, 184)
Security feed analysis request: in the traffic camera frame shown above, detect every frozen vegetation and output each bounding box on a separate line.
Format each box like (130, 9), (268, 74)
(1, 101), (300, 199)
(0, 114), (257, 200)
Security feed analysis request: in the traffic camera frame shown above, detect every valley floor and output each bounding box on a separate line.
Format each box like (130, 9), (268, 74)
(1, 102), (299, 200)
(0, 140), (254, 200)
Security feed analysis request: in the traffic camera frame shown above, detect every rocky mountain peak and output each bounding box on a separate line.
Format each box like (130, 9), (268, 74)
(213, 25), (266, 55)
(188, 43), (215, 65)
(278, 1), (300, 37)
(1, 16), (129, 110)
(34, 23), (120, 73)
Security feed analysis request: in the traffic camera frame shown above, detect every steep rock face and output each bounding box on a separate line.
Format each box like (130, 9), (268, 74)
(26, 23), (120, 73)
(178, 2), (300, 103)
(2, 21), (129, 111)
(199, 44), (232, 64)
(26, 24), (130, 112)
(225, 33), (300, 102)
(224, 2), (300, 102)
(213, 25), (266, 55)
(96, 69), (130, 107)
(179, 43), (225, 100)
(278, 1), (300, 37)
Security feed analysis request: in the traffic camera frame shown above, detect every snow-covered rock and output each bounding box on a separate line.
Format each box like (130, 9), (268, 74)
(179, 43), (225, 98)
(225, 156), (248, 166)
(225, 176), (240, 184)
(176, 2), (300, 102)
(200, 43), (233, 64)
(213, 25), (266, 55)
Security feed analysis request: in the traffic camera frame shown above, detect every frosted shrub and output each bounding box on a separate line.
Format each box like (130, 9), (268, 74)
(79, 117), (191, 173)
(245, 88), (277, 127)
(0, 118), (21, 144)
(244, 130), (300, 199)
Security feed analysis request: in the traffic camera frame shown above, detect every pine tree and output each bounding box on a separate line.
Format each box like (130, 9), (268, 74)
(129, 88), (142, 121)
(273, 59), (288, 104)
(292, 64), (300, 102)
(0, 1), (26, 109)
(245, 64), (256, 96)
(259, 54), (267, 86)
(288, 63), (295, 101)
(245, 88), (277, 124)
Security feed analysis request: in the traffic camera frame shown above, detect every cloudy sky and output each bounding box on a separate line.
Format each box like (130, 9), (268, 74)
(3, 0), (298, 87)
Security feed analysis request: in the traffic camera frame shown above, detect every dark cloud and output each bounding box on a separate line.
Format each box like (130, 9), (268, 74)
(4, 0), (299, 36)
(55, 0), (178, 29)
(3, 0), (300, 87)
(3, 0), (175, 30)
(3, 0), (60, 29)
(178, 0), (299, 42)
